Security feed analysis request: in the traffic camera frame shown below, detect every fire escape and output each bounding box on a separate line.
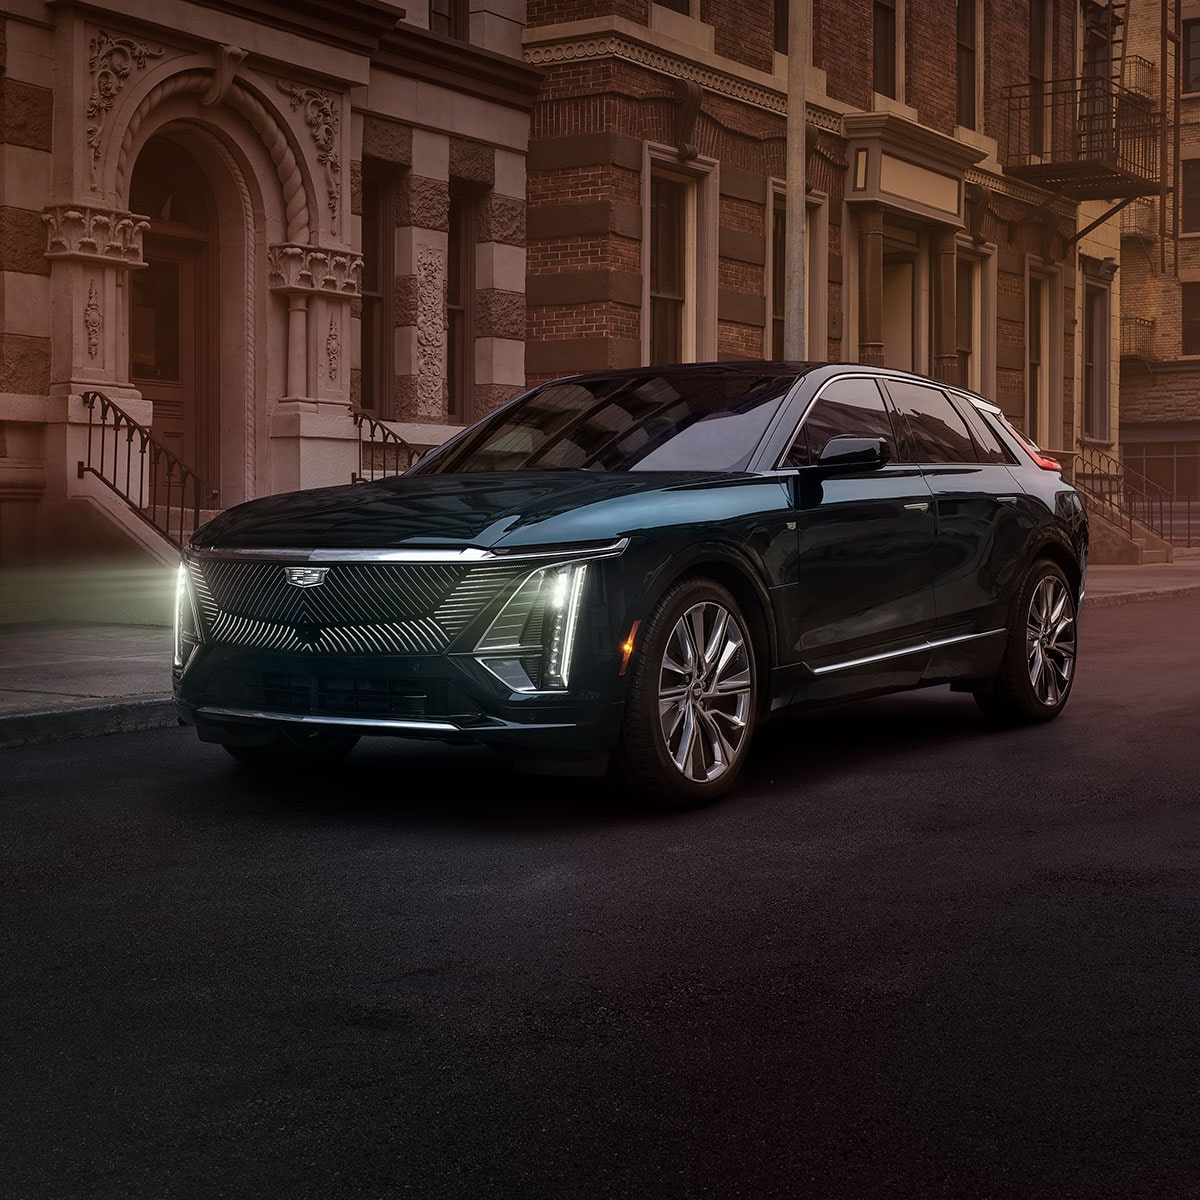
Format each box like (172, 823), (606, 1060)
(1002, 1), (1162, 226)
(1000, 2), (1192, 558)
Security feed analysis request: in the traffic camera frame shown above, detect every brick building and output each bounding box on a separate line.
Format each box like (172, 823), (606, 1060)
(1119, 0), (1200, 508)
(0, 0), (540, 565)
(0, 0), (1168, 567)
(523, 0), (1157, 532)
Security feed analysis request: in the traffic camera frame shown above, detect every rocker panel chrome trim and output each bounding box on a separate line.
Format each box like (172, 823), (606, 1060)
(807, 628), (1006, 676)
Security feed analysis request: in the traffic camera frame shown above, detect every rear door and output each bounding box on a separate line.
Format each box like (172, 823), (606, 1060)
(881, 379), (1028, 635)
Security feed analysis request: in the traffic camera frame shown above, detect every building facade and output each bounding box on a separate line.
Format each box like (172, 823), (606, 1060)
(1119, 0), (1199, 508)
(523, 0), (1156, 544)
(0, 0), (540, 565)
(0, 0), (1167, 566)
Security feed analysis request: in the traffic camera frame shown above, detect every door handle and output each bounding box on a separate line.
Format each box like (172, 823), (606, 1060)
(903, 502), (930, 512)
(997, 495), (1020, 504)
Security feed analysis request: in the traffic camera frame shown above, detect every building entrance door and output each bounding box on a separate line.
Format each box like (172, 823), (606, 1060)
(129, 135), (217, 504)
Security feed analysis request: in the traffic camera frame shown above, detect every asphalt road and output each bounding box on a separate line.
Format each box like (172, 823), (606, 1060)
(4, 594), (1200, 1200)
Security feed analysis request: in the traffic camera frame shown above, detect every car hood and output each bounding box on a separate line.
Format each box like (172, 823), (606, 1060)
(192, 470), (751, 551)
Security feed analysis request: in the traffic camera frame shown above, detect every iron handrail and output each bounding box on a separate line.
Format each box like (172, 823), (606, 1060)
(76, 390), (217, 551)
(1074, 440), (1195, 549)
(351, 411), (420, 483)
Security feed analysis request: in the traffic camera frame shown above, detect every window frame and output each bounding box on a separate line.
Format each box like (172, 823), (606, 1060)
(428, 0), (470, 40)
(1185, 20), (1200, 94)
(358, 167), (396, 417)
(873, 0), (900, 100)
(1181, 282), (1200, 356)
(642, 145), (718, 366)
(446, 188), (477, 424)
(956, 0), (979, 130)
(1182, 160), (1200, 235)
(1081, 280), (1111, 443)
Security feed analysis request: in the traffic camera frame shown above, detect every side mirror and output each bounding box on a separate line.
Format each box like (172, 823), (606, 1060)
(816, 436), (891, 472)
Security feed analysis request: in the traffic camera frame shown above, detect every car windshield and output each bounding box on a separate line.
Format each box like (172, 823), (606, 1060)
(416, 369), (799, 474)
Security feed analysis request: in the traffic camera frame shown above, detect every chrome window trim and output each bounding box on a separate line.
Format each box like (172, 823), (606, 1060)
(186, 538), (629, 565)
(807, 628), (1005, 676)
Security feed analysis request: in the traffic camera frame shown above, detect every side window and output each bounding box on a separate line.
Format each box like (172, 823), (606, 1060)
(887, 381), (979, 464)
(783, 378), (896, 467)
(951, 394), (1016, 465)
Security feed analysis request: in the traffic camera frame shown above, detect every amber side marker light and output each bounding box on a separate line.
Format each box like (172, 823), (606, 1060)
(619, 620), (641, 675)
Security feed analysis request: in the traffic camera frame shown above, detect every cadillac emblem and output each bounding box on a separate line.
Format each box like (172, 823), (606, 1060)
(284, 566), (329, 588)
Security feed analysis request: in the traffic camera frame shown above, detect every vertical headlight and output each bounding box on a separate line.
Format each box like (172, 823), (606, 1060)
(173, 560), (199, 671)
(473, 560), (590, 693)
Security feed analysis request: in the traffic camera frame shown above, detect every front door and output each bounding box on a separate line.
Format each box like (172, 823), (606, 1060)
(129, 134), (217, 506)
(132, 236), (208, 482)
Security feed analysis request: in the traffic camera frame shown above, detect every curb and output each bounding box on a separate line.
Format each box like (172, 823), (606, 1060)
(0, 696), (178, 749)
(1085, 583), (1200, 610)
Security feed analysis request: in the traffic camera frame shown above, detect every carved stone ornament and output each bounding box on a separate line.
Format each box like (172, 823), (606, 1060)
(85, 280), (103, 359)
(326, 315), (341, 382)
(267, 244), (363, 295)
(416, 245), (446, 418)
(86, 30), (166, 189)
(278, 81), (342, 232)
(43, 206), (150, 266)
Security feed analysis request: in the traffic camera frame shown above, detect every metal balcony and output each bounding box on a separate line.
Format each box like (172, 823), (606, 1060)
(1120, 196), (1156, 240)
(1120, 316), (1155, 360)
(1002, 76), (1160, 200)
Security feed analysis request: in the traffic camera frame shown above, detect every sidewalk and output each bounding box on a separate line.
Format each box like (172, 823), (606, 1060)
(2, 556), (1199, 749)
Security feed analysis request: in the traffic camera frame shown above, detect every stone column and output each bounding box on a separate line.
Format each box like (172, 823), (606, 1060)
(857, 204), (885, 366)
(266, 242), (363, 492)
(474, 147), (528, 416)
(395, 131), (450, 420)
(932, 227), (959, 385)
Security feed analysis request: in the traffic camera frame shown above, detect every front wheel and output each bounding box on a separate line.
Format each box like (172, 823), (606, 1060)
(614, 577), (758, 807)
(974, 559), (1078, 724)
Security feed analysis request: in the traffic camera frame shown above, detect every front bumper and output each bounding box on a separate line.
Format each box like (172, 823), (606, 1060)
(174, 644), (625, 757)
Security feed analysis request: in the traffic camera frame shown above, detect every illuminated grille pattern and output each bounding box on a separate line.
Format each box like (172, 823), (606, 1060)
(187, 557), (526, 655)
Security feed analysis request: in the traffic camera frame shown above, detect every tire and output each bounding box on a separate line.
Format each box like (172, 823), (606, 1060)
(222, 729), (360, 769)
(614, 577), (758, 807)
(973, 558), (1078, 725)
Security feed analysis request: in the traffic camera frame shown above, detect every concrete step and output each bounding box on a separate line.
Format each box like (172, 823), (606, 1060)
(1140, 549), (1171, 565)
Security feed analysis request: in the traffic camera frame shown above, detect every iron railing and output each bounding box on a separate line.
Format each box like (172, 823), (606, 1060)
(351, 411), (421, 483)
(1120, 316), (1155, 360)
(1002, 75), (1159, 198)
(77, 390), (217, 551)
(1074, 440), (1195, 548)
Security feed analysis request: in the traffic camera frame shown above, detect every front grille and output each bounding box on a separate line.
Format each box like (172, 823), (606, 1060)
(187, 557), (526, 655)
(209, 669), (482, 721)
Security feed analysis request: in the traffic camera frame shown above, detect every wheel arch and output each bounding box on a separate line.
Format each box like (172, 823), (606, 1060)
(645, 546), (778, 717)
(1029, 536), (1083, 602)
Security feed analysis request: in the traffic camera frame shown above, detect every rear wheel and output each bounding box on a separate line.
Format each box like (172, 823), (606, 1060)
(222, 729), (360, 769)
(615, 577), (757, 807)
(974, 559), (1077, 724)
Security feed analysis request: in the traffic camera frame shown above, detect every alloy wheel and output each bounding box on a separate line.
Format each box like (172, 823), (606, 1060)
(657, 601), (753, 783)
(1025, 574), (1076, 706)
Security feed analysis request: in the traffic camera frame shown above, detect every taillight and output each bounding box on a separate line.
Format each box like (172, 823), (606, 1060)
(993, 412), (1061, 471)
(1029, 450), (1062, 471)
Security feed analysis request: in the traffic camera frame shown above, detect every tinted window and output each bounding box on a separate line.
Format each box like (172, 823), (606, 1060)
(951, 394), (1015, 464)
(784, 378), (897, 467)
(421, 370), (796, 474)
(888, 381), (979, 464)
